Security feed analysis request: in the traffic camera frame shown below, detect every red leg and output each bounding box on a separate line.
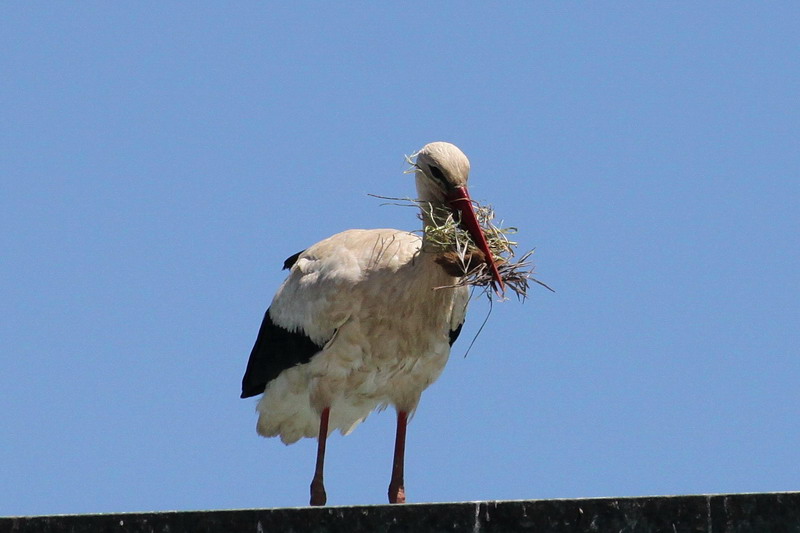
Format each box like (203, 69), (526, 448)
(310, 407), (330, 506)
(388, 410), (408, 504)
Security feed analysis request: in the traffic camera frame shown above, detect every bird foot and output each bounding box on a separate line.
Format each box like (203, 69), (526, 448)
(310, 478), (327, 506)
(388, 483), (406, 504)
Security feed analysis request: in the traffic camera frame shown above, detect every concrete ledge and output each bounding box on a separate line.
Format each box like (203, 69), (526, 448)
(2, 492), (799, 532)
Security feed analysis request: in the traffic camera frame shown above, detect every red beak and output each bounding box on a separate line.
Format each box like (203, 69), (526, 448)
(446, 186), (505, 295)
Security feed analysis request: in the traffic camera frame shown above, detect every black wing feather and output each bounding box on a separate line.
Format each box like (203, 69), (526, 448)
(449, 322), (464, 346)
(282, 250), (304, 270)
(240, 307), (324, 398)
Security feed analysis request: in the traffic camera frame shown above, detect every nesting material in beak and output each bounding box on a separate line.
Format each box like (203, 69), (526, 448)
(446, 186), (505, 295)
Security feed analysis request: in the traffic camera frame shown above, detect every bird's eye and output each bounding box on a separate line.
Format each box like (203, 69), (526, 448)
(428, 165), (447, 183)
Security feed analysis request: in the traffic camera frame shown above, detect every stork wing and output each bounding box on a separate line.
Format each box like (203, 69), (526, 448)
(240, 306), (323, 398)
(448, 283), (469, 346)
(241, 229), (422, 399)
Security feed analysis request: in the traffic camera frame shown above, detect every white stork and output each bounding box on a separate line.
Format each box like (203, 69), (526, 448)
(241, 141), (503, 506)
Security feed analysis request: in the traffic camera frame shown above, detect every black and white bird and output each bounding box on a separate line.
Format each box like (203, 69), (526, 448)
(241, 142), (502, 506)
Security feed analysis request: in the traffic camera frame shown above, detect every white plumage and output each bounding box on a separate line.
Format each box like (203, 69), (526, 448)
(258, 229), (469, 444)
(241, 141), (502, 505)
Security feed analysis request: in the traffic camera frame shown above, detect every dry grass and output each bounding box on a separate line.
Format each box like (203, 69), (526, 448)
(370, 194), (553, 301)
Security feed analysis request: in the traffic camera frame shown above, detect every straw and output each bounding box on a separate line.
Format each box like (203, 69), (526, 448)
(369, 194), (553, 301)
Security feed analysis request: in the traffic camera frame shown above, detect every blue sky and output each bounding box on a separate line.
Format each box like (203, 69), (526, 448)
(2, 4), (798, 516)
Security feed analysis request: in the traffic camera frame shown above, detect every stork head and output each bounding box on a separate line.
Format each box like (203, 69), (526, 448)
(413, 142), (471, 203)
(413, 142), (504, 293)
